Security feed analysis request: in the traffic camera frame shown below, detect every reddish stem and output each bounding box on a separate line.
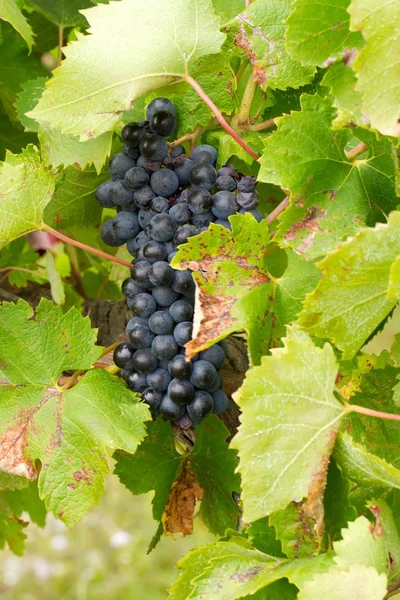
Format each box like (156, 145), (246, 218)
(248, 118), (275, 132)
(266, 196), (290, 225)
(42, 225), (132, 268)
(345, 142), (367, 161)
(349, 404), (400, 422)
(185, 75), (260, 162)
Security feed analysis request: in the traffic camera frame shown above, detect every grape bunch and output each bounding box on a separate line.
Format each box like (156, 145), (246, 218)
(95, 97), (262, 426)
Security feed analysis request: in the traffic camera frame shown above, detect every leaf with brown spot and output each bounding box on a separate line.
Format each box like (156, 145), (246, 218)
(163, 464), (203, 537)
(0, 300), (149, 527)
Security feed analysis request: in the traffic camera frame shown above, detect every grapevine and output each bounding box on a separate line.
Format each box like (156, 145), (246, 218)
(0, 0), (400, 598)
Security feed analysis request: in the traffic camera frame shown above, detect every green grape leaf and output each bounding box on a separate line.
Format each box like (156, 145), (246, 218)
(26, 10), (58, 54)
(115, 416), (240, 545)
(3, 481), (46, 528)
(0, 237), (45, 288)
(0, 0), (34, 50)
(146, 52), (237, 139)
(388, 257), (400, 301)
(39, 125), (113, 173)
(285, 0), (363, 67)
(225, 0), (315, 90)
(0, 110), (37, 160)
(321, 61), (363, 128)
(270, 501), (322, 559)
(334, 433), (400, 491)
(297, 565), (387, 600)
(259, 94), (398, 260)
(247, 518), (285, 557)
(231, 327), (344, 523)
(212, 0), (243, 22)
(333, 516), (388, 573)
(298, 213), (400, 359)
(44, 164), (108, 230)
(0, 493), (28, 555)
(368, 499), (400, 583)
(15, 76), (47, 133)
(29, 0), (225, 140)
(323, 459), (357, 546)
(0, 299), (149, 526)
(0, 145), (55, 249)
(44, 250), (65, 305)
(26, 0), (93, 27)
(349, 0), (400, 137)
(204, 129), (263, 169)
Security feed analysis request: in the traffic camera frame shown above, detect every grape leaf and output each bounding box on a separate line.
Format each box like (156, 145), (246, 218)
(3, 481), (47, 528)
(321, 61), (363, 127)
(29, 0), (225, 140)
(0, 0), (34, 50)
(212, 0), (243, 22)
(204, 129), (263, 169)
(0, 110), (37, 159)
(269, 501), (322, 559)
(0, 299), (149, 526)
(285, 0), (363, 67)
(299, 213), (400, 359)
(334, 433), (400, 491)
(259, 94), (398, 260)
(0, 145), (55, 249)
(26, 0), (93, 27)
(348, 0), (400, 137)
(297, 565), (387, 600)
(39, 125), (113, 173)
(225, 0), (315, 90)
(44, 250), (65, 305)
(115, 416), (240, 545)
(323, 459), (357, 546)
(333, 516), (388, 573)
(368, 499), (400, 583)
(26, 10), (58, 54)
(44, 164), (108, 230)
(0, 493), (27, 555)
(231, 327), (344, 523)
(0, 237), (45, 288)
(15, 77), (47, 133)
(247, 518), (285, 557)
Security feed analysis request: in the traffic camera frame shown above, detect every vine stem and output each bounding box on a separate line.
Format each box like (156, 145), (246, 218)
(233, 73), (257, 127)
(266, 196), (290, 225)
(185, 75), (260, 162)
(100, 341), (121, 358)
(248, 118), (275, 132)
(348, 404), (400, 422)
(345, 141), (367, 161)
(0, 266), (48, 279)
(56, 26), (64, 68)
(42, 225), (132, 268)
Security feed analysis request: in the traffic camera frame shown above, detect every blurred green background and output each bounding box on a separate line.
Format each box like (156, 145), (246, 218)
(0, 471), (215, 600)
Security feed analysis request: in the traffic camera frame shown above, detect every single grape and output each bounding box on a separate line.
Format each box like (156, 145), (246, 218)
(123, 144), (140, 160)
(128, 322), (155, 349)
(133, 185), (156, 208)
(192, 144), (218, 165)
(133, 348), (158, 374)
(150, 168), (179, 197)
(168, 379), (195, 404)
(211, 191), (239, 219)
(150, 196), (170, 213)
(142, 388), (163, 415)
(130, 292), (157, 318)
(212, 390), (229, 414)
(121, 200), (138, 213)
(112, 211), (140, 240)
(149, 310), (174, 335)
(122, 278), (144, 299)
(190, 360), (219, 390)
(125, 371), (148, 392)
(215, 218), (232, 230)
(218, 165), (237, 178)
(101, 220), (125, 247)
(131, 261), (151, 286)
(96, 182), (116, 208)
(152, 285), (180, 307)
(137, 155), (162, 172)
(173, 321), (193, 347)
(151, 335), (178, 360)
(215, 175), (237, 192)
(143, 240), (168, 263)
(189, 162), (217, 191)
(199, 345), (226, 370)
(146, 97), (176, 121)
(146, 368), (171, 393)
(173, 225), (197, 246)
(168, 355), (193, 379)
(146, 213), (177, 242)
(124, 166), (149, 190)
(135, 230), (152, 249)
(187, 390), (214, 421)
(174, 158), (193, 186)
(237, 176), (257, 192)
(191, 211), (214, 228)
(239, 208), (263, 222)
(138, 208), (156, 229)
(149, 261), (175, 286)
(113, 342), (135, 370)
(169, 203), (191, 224)
(170, 144), (185, 158)
(169, 299), (193, 323)
(236, 191), (259, 210)
(159, 394), (185, 420)
(139, 133), (168, 161)
(172, 271), (195, 295)
(151, 110), (176, 137)
(121, 121), (148, 146)
(187, 188), (212, 214)
(126, 315), (147, 337)
(109, 181), (134, 207)
(109, 153), (136, 180)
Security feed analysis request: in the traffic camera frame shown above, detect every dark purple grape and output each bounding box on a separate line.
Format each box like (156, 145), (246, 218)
(172, 271), (195, 295)
(131, 261), (151, 286)
(237, 176), (257, 192)
(101, 220), (125, 247)
(146, 98), (176, 121)
(149, 311), (174, 335)
(146, 214), (177, 242)
(236, 191), (259, 210)
(212, 390), (229, 415)
(151, 335), (178, 360)
(109, 153), (136, 180)
(113, 342), (135, 370)
(189, 162), (217, 191)
(168, 355), (193, 379)
(128, 322), (155, 349)
(150, 196), (170, 213)
(174, 321), (193, 347)
(159, 394), (185, 420)
(151, 110), (176, 137)
(170, 144), (185, 158)
(187, 188), (212, 214)
(190, 360), (219, 390)
(150, 168), (179, 197)
(132, 348), (158, 374)
(121, 121), (148, 146)
(125, 371), (148, 392)
(199, 345), (226, 370)
(187, 390), (214, 421)
(174, 158), (193, 186)
(147, 368), (172, 392)
(112, 211), (140, 240)
(168, 379), (194, 404)
(124, 166), (149, 190)
(192, 144), (218, 165)
(215, 175), (236, 192)
(149, 261), (175, 286)
(169, 299), (193, 323)
(133, 185), (156, 208)
(109, 181), (134, 207)
(130, 293), (157, 318)
(143, 240), (168, 263)
(139, 133), (168, 161)
(169, 203), (191, 224)
(96, 182), (116, 208)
